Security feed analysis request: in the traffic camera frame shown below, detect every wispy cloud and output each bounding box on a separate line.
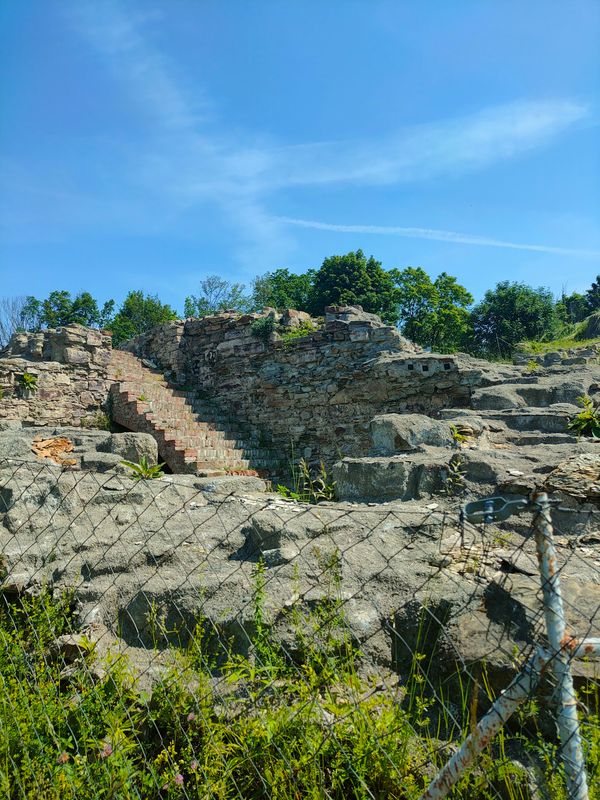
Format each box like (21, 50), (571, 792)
(276, 217), (600, 258)
(262, 100), (589, 188)
(20, 0), (590, 267)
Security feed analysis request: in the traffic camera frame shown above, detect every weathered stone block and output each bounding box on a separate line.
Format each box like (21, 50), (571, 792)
(370, 413), (453, 454)
(63, 347), (91, 366)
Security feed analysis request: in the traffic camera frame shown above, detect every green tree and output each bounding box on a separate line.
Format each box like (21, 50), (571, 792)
(108, 291), (178, 346)
(19, 296), (44, 332)
(557, 291), (588, 325)
(469, 281), (559, 357)
(184, 275), (251, 318)
(308, 250), (399, 323)
(586, 276), (600, 313)
(19, 291), (114, 330)
(251, 268), (315, 312)
(392, 267), (473, 351)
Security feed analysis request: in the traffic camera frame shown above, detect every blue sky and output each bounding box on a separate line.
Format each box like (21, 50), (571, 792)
(1, 0), (599, 313)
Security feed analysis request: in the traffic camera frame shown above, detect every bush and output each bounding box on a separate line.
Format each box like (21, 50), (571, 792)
(567, 395), (600, 438)
(250, 314), (276, 343)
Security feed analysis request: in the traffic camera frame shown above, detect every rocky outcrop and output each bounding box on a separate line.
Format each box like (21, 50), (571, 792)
(120, 306), (501, 466)
(0, 425), (158, 472)
(0, 325), (111, 426)
(0, 460), (598, 687)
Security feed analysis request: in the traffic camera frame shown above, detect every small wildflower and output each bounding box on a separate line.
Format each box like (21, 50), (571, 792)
(187, 711), (196, 722)
(174, 773), (184, 785)
(99, 742), (113, 759)
(190, 759), (198, 771)
(57, 751), (69, 765)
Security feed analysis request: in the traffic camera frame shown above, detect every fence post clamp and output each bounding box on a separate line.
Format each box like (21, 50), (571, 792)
(461, 495), (529, 524)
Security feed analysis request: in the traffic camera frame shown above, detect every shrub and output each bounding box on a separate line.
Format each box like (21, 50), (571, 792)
(250, 314), (276, 343)
(567, 395), (600, 438)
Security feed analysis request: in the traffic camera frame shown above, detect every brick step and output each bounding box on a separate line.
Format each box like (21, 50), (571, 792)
(109, 349), (277, 476)
(119, 389), (192, 407)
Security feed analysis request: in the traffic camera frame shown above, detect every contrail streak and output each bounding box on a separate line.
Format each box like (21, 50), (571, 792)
(276, 216), (600, 258)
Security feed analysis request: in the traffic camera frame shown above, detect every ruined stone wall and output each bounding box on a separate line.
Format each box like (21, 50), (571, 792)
(123, 307), (478, 465)
(0, 325), (112, 427)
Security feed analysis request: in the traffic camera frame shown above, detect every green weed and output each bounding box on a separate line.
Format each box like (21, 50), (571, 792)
(279, 320), (317, 346)
(1, 573), (598, 799)
(80, 411), (111, 430)
(18, 372), (38, 392)
(249, 314), (276, 343)
(443, 455), (467, 496)
(121, 455), (165, 480)
(567, 394), (600, 438)
(276, 457), (336, 503)
(449, 423), (469, 446)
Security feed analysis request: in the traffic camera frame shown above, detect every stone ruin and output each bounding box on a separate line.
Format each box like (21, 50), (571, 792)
(1, 305), (600, 687)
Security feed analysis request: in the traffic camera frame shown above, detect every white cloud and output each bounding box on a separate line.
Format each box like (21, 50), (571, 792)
(276, 216), (600, 258)
(44, 1), (596, 266)
(262, 100), (589, 188)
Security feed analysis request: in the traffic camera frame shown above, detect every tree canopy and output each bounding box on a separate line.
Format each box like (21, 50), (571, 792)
(184, 276), (251, 318)
(251, 268), (315, 312)
(308, 250), (399, 323)
(469, 281), (560, 357)
(392, 267), (472, 351)
(6, 260), (599, 359)
(587, 276), (600, 313)
(21, 291), (114, 331)
(108, 291), (178, 346)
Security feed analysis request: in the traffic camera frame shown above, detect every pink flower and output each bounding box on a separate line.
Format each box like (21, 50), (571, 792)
(174, 773), (184, 785)
(190, 759), (198, 771)
(99, 742), (113, 759)
(57, 751), (69, 764)
(186, 712), (196, 722)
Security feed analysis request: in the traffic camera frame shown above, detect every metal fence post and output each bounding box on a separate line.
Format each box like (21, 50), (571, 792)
(532, 492), (589, 800)
(418, 648), (549, 800)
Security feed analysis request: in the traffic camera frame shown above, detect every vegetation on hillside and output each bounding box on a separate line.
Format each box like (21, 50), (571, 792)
(2, 260), (599, 358)
(2, 575), (598, 799)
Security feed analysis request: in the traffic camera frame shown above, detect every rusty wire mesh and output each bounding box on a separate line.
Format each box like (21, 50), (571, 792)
(0, 456), (598, 799)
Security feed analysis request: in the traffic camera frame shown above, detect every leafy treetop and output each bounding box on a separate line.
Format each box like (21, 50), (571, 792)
(184, 276), (251, 318)
(308, 250), (399, 324)
(469, 281), (560, 358)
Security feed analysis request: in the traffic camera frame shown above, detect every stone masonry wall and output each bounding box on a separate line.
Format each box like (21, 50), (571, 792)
(122, 307), (480, 466)
(0, 325), (112, 427)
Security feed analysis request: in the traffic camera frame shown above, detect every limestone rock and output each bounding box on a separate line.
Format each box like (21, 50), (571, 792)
(104, 432), (159, 465)
(370, 413), (453, 454)
(332, 453), (447, 501)
(545, 453), (600, 502)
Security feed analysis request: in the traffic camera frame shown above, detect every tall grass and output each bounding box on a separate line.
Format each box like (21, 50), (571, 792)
(0, 574), (598, 799)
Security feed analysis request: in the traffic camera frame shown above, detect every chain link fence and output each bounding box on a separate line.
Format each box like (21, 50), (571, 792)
(0, 455), (599, 799)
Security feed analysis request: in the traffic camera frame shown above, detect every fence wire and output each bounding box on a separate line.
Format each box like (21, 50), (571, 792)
(0, 456), (598, 799)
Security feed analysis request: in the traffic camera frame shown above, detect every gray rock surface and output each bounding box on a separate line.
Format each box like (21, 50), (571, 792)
(101, 432), (159, 464)
(333, 453), (448, 501)
(370, 413), (453, 453)
(0, 462), (598, 689)
(0, 426), (158, 472)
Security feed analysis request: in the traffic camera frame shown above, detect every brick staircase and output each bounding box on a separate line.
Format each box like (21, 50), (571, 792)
(108, 350), (277, 476)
